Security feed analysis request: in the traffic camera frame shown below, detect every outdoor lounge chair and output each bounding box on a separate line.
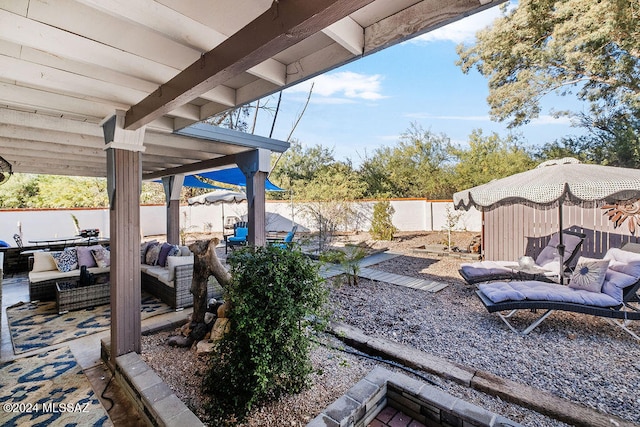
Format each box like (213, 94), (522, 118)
(224, 222), (248, 253)
(267, 225), (298, 250)
(475, 243), (640, 340)
(459, 230), (586, 285)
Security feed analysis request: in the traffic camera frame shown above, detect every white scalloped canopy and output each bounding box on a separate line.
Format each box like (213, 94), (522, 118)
(453, 158), (640, 211)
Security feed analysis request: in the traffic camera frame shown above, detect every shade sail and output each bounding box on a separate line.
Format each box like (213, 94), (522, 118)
(153, 175), (228, 189)
(196, 168), (284, 191)
(453, 158), (640, 211)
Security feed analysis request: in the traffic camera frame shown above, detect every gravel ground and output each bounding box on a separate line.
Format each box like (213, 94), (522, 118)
(141, 231), (640, 426)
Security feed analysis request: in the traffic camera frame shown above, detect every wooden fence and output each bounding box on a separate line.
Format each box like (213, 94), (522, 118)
(483, 202), (640, 261)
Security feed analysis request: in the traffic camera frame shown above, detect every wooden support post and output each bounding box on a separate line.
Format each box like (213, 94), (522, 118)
(162, 175), (184, 245)
(102, 110), (146, 357)
(246, 171), (267, 247)
(236, 149), (270, 247)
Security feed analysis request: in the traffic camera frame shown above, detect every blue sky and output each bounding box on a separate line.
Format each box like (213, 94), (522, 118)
(252, 4), (588, 165)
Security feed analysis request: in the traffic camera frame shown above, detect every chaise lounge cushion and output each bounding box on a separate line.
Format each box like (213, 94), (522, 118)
(479, 281), (621, 307)
(535, 232), (584, 267)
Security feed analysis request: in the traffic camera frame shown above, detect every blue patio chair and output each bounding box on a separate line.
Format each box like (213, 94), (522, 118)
(225, 226), (248, 253)
(268, 225), (298, 250)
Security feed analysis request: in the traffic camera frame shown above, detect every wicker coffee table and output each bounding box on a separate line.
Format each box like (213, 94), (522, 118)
(55, 276), (110, 314)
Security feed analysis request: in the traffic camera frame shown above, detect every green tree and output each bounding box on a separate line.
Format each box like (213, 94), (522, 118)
(0, 173), (165, 208)
(269, 139), (335, 193)
(535, 111), (640, 168)
(0, 174), (40, 208)
(359, 123), (455, 199)
(370, 200), (396, 241)
(449, 129), (534, 190)
(457, 0), (640, 127)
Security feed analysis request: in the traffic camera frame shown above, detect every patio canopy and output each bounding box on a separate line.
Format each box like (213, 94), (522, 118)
(0, 0), (506, 359)
(197, 168), (284, 191)
(0, 0), (504, 179)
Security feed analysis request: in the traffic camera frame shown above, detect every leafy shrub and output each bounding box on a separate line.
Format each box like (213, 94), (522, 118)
(203, 245), (328, 423)
(370, 200), (396, 240)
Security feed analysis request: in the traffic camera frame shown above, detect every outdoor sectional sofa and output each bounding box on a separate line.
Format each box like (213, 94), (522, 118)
(28, 241), (219, 310)
(28, 246), (111, 301)
(139, 241), (220, 310)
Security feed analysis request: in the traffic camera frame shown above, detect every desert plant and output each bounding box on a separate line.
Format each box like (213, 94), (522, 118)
(320, 244), (368, 285)
(204, 245), (328, 423)
(369, 200), (396, 240)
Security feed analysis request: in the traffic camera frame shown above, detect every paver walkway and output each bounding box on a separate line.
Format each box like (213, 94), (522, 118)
(319, 251), (449, 293)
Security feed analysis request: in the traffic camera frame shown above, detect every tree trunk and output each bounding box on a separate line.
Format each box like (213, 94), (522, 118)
(188, 238), (232, 323)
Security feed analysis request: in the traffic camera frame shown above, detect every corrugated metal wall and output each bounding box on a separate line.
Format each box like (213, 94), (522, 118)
(484, 204), (640, 261)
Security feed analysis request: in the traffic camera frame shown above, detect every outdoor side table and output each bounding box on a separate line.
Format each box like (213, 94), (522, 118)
(55, 276), (110, 314)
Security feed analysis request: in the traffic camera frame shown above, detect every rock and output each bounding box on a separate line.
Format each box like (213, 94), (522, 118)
(196, 340), (216, 354)
(217, 302), (230, 318)
(190, 322), (209, 341)
(211, 317), (231, 341)
(180, 322), (192, 336)
(168, 335), (194, 347)
(204, 311), (216, 325)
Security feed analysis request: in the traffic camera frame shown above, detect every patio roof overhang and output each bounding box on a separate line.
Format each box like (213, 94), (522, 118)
(0, 0), (504, 178)
(1, 0), (506, 359)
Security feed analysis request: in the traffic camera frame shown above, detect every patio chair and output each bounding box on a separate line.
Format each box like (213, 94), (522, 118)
(224, 223), (248, 253)
(13, 233), (45, 256)
(268, 225), (298, 250)
(459, 230), (586, 285)
(475, 243), (640, 340)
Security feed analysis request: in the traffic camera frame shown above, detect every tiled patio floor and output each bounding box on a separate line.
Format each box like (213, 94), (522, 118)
(1, 271), (193, 425)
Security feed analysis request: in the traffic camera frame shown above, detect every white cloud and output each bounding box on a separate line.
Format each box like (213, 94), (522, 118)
(285, 71), (386, 102)
(411, 3), (509, 44)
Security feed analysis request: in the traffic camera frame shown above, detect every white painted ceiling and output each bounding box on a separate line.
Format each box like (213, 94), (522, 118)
(0, 0), (502, 178)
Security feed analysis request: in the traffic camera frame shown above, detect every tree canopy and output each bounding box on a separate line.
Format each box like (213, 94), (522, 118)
(457, 0), (640, 127)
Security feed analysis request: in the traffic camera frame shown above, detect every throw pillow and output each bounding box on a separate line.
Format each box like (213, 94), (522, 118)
(52, 247), (79, 273)
(169, 245), (181, 257)
(569, 257), (610, 293)
(76, 245), (102, 268)
(31, 251), (58, 272)
(140, 240), (157, 264)
(91, 247), (111, 268)
(145, 243), (161, 266)
(157, 242), (173, 267)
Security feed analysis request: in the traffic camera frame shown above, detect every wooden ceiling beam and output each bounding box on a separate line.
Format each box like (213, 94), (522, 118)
(364, 0), (504, 54)
(124, 0), (376, 130)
